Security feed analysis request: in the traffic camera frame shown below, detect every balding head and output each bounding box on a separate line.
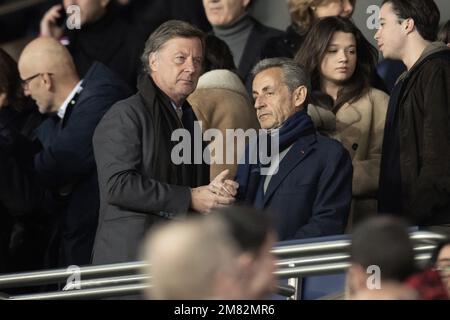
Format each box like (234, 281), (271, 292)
(18, 37), (79, 114)
(19, 37), (78, 81)
(142, 218), (241, 300)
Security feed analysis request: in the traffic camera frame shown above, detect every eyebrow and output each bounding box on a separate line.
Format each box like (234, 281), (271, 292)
(328, 44), (356, 48)
(438, 258), (450, 262)
(253, 85), (273, 95)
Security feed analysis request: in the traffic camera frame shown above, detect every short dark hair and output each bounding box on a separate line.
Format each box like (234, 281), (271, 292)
(213, 206), (274, 255)
(350, 216), (416, 282)
(141, 20), (205, 74)
(382, 0), (440, 41)
(437, 20), (450, 44)
(203, 35), (236, 72)
(0, 48), (26, 111)
(295, 17), (377, 110)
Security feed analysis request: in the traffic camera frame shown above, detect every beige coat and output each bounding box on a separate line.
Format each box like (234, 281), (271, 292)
(188, 69), (259, 181)
(333, 88), (389, 226)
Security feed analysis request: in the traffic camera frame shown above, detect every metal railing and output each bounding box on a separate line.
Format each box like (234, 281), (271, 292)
(0, 231), (445, 300)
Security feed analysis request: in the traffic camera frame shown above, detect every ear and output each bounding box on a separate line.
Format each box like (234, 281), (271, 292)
(149, 52), (159, 73)
(41, 73), (53, 92)
(404, 18), (415, 34)
(100, 0), (111, 8)
(0, 92), (8, 107)
(346, 264), (367, 298)
(293, 85), (307, 109)
(235, 253), (256, 284)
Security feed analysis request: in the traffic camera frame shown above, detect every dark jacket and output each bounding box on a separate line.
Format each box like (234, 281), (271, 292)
(92, 75), (209, 264)
(378, 43), (450, 226)
(0, 104), (46, 273)
(237, 18), (284, 93)
(65, 3), (144, 89)
(235, 113), (352, 240)
(34, 62), (132, 266)
(261, 23), (306, 59)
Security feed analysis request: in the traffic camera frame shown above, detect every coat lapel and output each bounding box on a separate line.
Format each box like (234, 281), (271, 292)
(263, 134), (317, 206)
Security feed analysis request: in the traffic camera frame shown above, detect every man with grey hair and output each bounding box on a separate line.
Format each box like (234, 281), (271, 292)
(235, 58), (353, 240)
(92, 20), (238, 264)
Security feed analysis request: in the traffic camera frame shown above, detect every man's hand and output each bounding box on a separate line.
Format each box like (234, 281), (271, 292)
(190, 185), (235, 214)
(40, 4), (65, 39)
(208, 169), (239, 198)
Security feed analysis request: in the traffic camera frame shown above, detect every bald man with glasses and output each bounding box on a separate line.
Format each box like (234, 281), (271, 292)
(7, 37), (132, 267)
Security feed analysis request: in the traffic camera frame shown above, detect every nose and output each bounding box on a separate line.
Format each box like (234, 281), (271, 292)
(254, 95), (265, 110)
(338, 50), (349, 62)
(184, 57), (196, 74)
(374, 28), (380, 41)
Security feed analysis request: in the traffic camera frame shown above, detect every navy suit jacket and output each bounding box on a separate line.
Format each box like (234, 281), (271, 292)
(35, 62), (132, 266)
(236, 132), (352, 241)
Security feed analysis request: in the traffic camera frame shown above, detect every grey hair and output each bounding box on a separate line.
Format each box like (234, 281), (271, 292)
(140, 20), (205, 74)
(251, 58), (311, 96)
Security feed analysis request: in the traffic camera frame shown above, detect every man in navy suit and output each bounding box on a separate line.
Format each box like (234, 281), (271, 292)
(235, 58), (352, 241)
(16, 37), (132, 266)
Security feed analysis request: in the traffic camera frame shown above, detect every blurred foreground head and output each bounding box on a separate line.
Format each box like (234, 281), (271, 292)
(142, 206), (277, 299)
(346, 216), (418, 299)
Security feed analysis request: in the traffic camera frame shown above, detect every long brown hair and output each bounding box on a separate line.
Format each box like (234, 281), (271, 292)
(295, 16), (378, 110)
(0, 48), (26, 111)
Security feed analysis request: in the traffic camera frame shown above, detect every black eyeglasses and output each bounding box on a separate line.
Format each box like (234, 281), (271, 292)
(22, 73), (53, 89)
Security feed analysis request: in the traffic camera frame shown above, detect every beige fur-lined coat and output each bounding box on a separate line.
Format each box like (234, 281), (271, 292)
(188, 69), (259, 181)
(332, 88), (389, 226)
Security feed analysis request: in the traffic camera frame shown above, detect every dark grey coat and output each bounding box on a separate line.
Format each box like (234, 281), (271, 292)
(92, 76), (208, 264)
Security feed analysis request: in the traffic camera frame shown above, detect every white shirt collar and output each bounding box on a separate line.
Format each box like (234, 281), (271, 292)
(57, 81), (83, 119)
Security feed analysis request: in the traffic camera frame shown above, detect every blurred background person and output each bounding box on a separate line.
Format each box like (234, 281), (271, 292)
(142, 206), (277, 300)
(296, 17), (388, 228)
(438, 20), (450, 47)
(39, 0), (144, 88)
(116, 0), (211, 34)
(0, 48), (46, 273)
(262, 0), (355, 59)
(15, 37), (131, 267)
(429, 240), (450, 297)
(202, 0), (284, 92)
(188, 34), (259, 180)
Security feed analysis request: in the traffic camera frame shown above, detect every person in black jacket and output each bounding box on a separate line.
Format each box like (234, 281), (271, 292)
(14, 37), (132, 267)
(92, 21), (237, 265)
(202, 0), (284, 93)
(40, 0), (144, 88)
(0, 48), (46, 273)
(376, 0), (450, 230)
